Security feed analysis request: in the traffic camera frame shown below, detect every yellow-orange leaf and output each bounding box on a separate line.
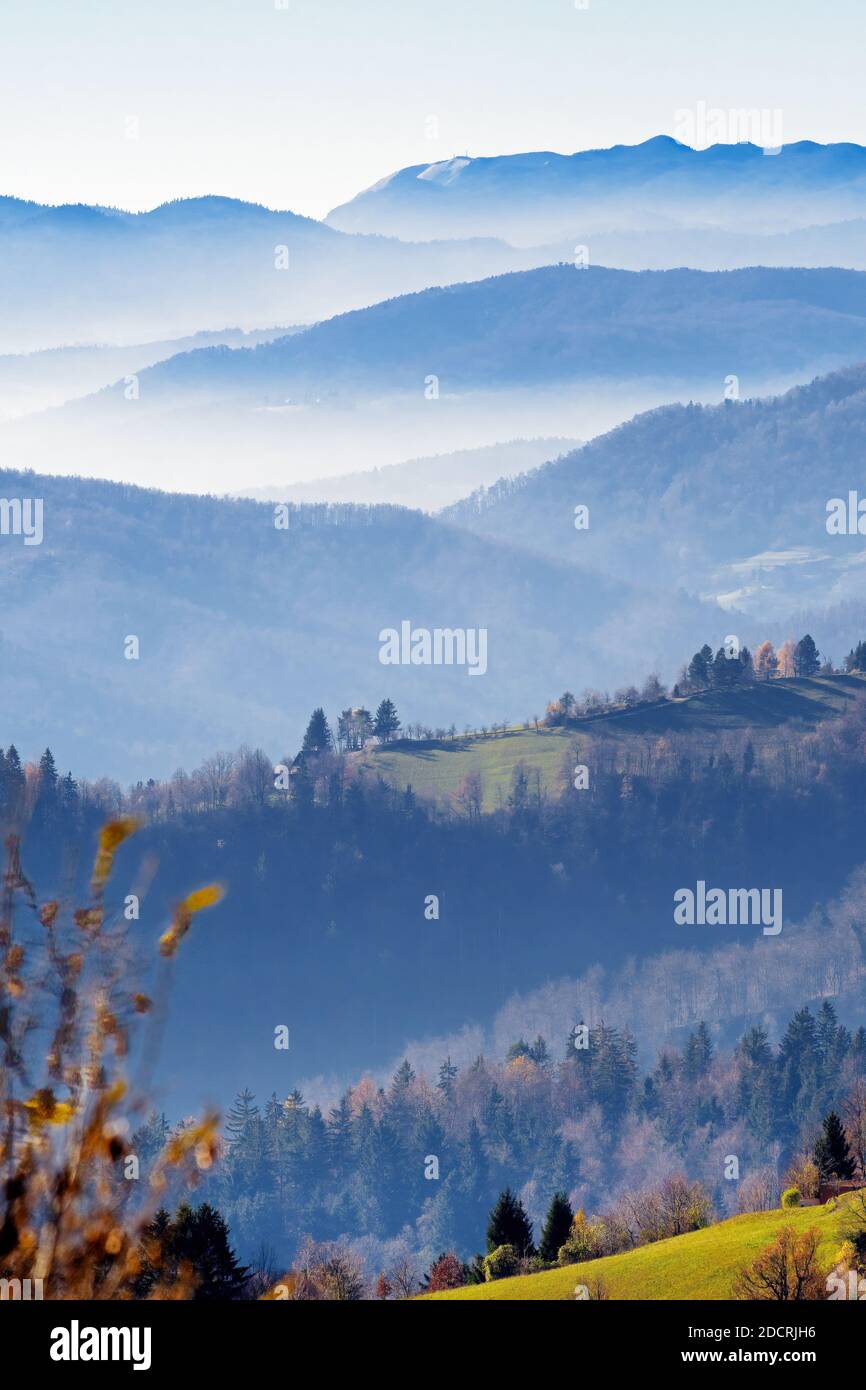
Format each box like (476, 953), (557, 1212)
(23, 1089), (76, 1129)
(183, 885), (224, 915)
(91, 816), (141, 891)
(159, 884), (224, 957)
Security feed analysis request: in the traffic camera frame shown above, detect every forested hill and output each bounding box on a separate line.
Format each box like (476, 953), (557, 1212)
(79, 265), (866, 406)
(7, 672), (866, 1112)
(0, 467), (715, 781)
(444, 360), (866, 620)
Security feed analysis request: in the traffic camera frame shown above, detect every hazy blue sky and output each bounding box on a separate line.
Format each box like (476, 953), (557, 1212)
(1, 0), (863, 218)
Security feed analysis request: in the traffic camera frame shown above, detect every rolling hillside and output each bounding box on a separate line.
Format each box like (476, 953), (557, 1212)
(357, 676), (866, 809)
(0, 466), (716, 782)
(0, 194), (543, 354)
(238, 438), (578, 512)
(422, 1199), (853, 1301)
(82, 264), (866, 406)
(11, 265), (866, 493)
(445, 360), (866, 620)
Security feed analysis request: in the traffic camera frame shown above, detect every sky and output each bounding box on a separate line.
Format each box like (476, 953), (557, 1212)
(1, 0), (864, 219)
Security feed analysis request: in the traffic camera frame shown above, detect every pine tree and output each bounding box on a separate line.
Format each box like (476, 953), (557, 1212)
(38, 746), (58, 791)
(538, 1191), (574, 1263)
(390, 1059), (415, 1094)
(300, 707), (333, 756)
(687, 644), (713, 688)
(225, 1088), (259, 1142)
(814, 1110), (856, 1181)
(5, 746), (24, 795)
(684, 1022), (713, 1080)
(486, 1187), (535, 1256)
(437, 1057), (458, 1098)
(327, 1091), (354, 1184)
(33, 747), (59, 825)
(138, 1203), (248, 1300)
(845, 639), (866, 673)
(60, 771), (80, 812)
(373, 698), (400, 743)
(794, 634), (820, 677)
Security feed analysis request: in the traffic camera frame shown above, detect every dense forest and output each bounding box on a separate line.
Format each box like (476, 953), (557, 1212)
(127, 999), (866, 1287)
(6, 668), (866, 1289)
(6, 671), (866, 1099)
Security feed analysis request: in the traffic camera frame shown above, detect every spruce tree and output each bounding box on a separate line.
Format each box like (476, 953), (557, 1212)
(687, 645), (713, 688)
(300, 707), (333, 756)
(4, 746), (24, 798)
(138, 1203), (248, 1300)
(373, 698), (400, 743)
(684, 1022), (713, 1080)
(814, 1111), (856, 1181)
(38, 747), (59, 796)
(437, 1057), (458, 1098)
(486, 1187), (535, 1256)
(794, 634), (820, 677)
(538, 1191), (574, 1263)
(225, 1088), (259, 1142)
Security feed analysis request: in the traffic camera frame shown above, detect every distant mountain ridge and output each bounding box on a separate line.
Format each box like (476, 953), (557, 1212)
(9, 262), (866, 495)
(327, 136), (866, 243)
(0, 193), (547, 354)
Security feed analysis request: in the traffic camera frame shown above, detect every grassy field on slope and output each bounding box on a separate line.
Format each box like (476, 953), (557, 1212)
(421, 1200), (854, 1301)
(358, 676), (865, 810)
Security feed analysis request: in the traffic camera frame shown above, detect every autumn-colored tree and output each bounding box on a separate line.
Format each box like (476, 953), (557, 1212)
(374, 1270), (393, 1300)
(732, 1226), (827, 1300)
(776, 639), (797, 678)
(425, 1251), (465, 1292)
(753, 640), (779, 681)
(557, 1208), (605, 1264)
(783, 1153), (820, 1201)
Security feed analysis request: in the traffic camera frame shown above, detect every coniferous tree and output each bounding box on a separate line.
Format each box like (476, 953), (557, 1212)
(373, 698), (401, 743)
(486, 1187), (535, 1256)
(684, 1023), (713, 1081)
(814, 1111), (856, 1181)
(327, 1091), (354, 1184)
(794, 634), (820, 677)
(33, 747), (59, 826)
(226, 1088), (259, 1142)
(437, 1057), (458, 1098)
(38, 747), (59, 794)
(300, 707), (333, 756)
(539, 1191), (574, 1263)
(845, 639), (866, 673)
(4, 745), (24, 800)
(390, 1059), (415, 1094)
(5, 746), (24, 796)
(137, 1203), (248, 1300)
(687, 644), (713, 689)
